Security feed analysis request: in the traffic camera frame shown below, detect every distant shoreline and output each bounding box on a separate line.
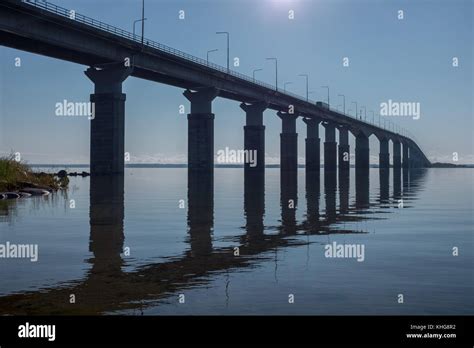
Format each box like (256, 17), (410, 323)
(29, 163), (474, 169)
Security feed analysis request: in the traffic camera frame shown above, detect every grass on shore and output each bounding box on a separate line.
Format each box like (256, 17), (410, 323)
(0, 155), (69, 192)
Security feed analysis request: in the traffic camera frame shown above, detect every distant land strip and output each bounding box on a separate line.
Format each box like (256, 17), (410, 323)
(29, 163), (473, 168)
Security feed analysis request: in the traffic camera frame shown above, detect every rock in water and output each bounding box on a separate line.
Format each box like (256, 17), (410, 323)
(57, 170), (68, 178)
(19, 188), (50, 196)
(3, 192), (20, 199)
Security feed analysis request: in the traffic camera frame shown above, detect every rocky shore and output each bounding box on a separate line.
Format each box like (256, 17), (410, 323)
(0, 157), (88, 200)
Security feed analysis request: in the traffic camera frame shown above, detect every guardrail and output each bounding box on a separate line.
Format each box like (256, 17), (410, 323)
(22, 0), (420, 143)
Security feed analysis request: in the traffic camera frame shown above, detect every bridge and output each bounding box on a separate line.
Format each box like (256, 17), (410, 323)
(0, 0), (431, 177)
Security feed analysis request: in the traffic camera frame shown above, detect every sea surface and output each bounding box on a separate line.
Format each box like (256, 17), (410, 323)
(0, 167), (472, 315)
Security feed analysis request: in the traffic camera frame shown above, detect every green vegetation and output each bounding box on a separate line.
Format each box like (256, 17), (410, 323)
(0, 155), (68, 192)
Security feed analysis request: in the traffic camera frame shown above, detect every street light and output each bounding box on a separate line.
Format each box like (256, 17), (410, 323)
(206, 49), (218, 64)
(369, 110), (375, 124)
(361, 106), (367, 121)
(252, 68), (263, 82)
(216, 31), (230, 72)
(299, 74), (309, 101)
(338, 94), (345, 114)
(284, 82), (293, 92)
(351, 101), (358, 118)
(321, 86), (329, 106)
(266, 57), (278, 91)
(132, 0), (146, 44)
(133, 18), (147, 38)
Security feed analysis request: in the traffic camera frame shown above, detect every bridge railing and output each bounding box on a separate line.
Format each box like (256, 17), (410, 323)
(23, 0), (415, 141)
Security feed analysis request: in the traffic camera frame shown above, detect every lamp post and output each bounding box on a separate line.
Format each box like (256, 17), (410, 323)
(252, 68), (262, 82)
(206, 49), (218, 64)
(266, 57), (278, 91)
(299, 74), (309, 101)
(338, 94), (345, 114)
(141, 0), (145, 44)
(133, 18), (147, 39)
(361, 106), (367, 121)
(216, 31), (230, 72)
(351, 101), (358, 118)
(321, 86), (329, 107)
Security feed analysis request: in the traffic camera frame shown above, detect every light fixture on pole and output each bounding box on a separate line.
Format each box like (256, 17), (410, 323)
(216, 31), (230, 72)
(206, 49), (218, 64)
(266, 57), (278, 91)
(252, 68), (262, 82)
(351, 101), (358, 119)
(338, 94), (345, 114)
(321, 86), (329, 106)
(298, 74), (309, 101)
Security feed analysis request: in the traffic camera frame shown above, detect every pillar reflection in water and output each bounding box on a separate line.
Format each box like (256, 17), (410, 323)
(89, 175), (125, 274)
(324, 170), (337, 222)
(355, 168), (370, 210)
(280, 170), (297, 234)
(305, 170), (320, 231)
(393, 166), (402, 200)
(403, 167), (410, 195)
(338, 169), (350, 215)
(187, 171), (214, 256)
(244, 172), (265, 241)
(379, 168), (390, 204)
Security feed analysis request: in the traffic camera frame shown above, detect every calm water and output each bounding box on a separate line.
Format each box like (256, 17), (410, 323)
(0, 168), (472, 315)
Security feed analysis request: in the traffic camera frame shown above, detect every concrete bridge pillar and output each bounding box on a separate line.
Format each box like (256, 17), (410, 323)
(355, 133), (370, 169)
(379, 138), (390, 169)
(85, 65), (132, 175)
(240, 101), (267, 174)
(410, 148), (421, 168)
(277, 111), (298, 173)
(184, 88), (219, 173)
(323, 122), (337, 171)
(303, 117), (320, 172)
(402, 142), (410, 169)
(393, 140), (402, 169)
(338, 127), (350, 171)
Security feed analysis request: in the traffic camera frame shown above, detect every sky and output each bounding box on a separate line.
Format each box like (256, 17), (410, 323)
(0, 0), (472, 164)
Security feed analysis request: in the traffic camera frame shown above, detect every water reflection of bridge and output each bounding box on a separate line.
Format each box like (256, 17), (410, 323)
(0, 168), (427, 315)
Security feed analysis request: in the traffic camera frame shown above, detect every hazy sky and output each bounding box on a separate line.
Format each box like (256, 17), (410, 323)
(0, 0), (472, 164)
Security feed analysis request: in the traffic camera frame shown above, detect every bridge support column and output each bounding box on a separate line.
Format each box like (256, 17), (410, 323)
(355, 133), (370, 169)
(393, 140), (402, 169)
(410, 148), (422, 168)
(277, 111), (298, 173)
(338, 127), (350, 171)
(85, 65), (132, 175)
(323, 122), (337, 171)
(379, 138), (390, 169)
(240, 102), (267, 175)
(303, 117), (320, 172)
(184, 88), (219, 173)
(402, 142), (410, 169)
